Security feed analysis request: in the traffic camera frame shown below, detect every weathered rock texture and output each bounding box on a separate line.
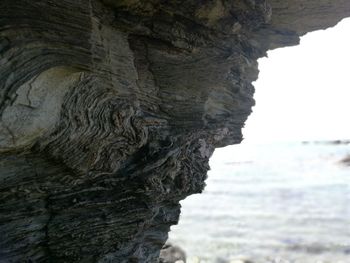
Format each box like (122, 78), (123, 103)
(1, 1), (350, 262)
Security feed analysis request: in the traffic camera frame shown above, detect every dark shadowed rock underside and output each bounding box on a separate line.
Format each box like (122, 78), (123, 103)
(1, 1), (350, 262)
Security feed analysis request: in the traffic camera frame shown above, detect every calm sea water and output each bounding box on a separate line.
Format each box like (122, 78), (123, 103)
(169, 142), (350, 263)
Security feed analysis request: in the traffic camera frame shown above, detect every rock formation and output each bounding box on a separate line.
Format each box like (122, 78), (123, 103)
(1, 1), (350, 262)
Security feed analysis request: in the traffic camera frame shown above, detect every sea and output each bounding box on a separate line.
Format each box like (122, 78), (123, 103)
(168, 141), (350, 263)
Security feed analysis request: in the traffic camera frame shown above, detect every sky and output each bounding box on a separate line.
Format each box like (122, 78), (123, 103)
(243, 17), (350, 143)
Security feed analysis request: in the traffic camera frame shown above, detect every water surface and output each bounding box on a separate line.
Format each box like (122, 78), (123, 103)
(169, 142), (350, 262)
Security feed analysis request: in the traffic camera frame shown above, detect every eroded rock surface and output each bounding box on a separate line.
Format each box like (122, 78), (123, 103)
(1, 1), (350, 262)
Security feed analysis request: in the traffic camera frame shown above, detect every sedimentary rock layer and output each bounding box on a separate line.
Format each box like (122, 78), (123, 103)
(1, 1), (350, 262)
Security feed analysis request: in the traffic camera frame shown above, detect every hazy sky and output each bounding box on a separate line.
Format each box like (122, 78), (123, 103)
(243, 18), (350, 143)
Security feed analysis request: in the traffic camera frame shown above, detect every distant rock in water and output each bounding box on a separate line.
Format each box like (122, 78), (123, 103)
(302, 140), (350, 145)
(340, 155), (350, 166)
(330, 140), (350, 145)
(159, 243), (186, 263)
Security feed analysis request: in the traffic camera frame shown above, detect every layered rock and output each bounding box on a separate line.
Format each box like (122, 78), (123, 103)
(1, 0), (350, 262)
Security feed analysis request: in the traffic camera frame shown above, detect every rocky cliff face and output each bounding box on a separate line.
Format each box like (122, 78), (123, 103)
(1, 1), (349, 262)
